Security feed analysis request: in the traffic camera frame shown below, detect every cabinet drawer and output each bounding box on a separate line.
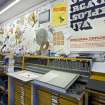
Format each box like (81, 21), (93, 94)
(59, 98), (78, 105)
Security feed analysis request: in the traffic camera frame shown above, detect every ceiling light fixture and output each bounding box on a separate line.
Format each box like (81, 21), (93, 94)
(0, 0), (21, 15)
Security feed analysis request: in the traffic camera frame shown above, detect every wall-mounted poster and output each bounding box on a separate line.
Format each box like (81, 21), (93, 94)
(69, 35), (105, 52)
(68, 0), (105, 53)
(51, 2), (68, 27)
(53, 31), (64, 45)
(70, 0), (105, 35)
(39, 9), (50, 24)
(52, 31), (65, 53)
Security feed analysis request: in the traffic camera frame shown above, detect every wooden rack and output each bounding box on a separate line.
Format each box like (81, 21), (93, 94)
(8, 55), (92, 105)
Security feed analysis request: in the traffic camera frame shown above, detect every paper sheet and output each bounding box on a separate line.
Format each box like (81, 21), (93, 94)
(92, 62), (105, 73)
(38, 72), (58, 82)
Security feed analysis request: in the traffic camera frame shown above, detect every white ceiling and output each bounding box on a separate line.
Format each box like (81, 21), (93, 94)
(0, 0), (14, 10)
(0, 0), (48, 24)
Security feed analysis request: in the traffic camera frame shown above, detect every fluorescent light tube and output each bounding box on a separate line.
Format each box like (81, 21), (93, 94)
(0, 0), (21, 15)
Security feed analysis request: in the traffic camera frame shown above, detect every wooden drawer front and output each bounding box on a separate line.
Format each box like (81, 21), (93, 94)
(59, 97), (78, 105)
(86, 89), (105, 105)
(38, 89), (80, 105)
(24, 84), (31, 104)
(90, 93), (105, 105)
(39, 90), (52, 105)
(14, 80), (32, 105)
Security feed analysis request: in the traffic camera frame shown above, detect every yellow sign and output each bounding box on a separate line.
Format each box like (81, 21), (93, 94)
(51, 3), (68, 27)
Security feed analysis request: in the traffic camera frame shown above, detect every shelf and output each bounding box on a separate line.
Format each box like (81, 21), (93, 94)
(23, 55), (91, 61)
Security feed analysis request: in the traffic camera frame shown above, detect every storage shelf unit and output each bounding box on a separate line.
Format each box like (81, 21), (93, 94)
(14, 80), (32, 105)
(35, 86), (84, 105)
(23, 55), (92, 75)
(8, 55), (92, 105)
(24, 55), (92, 105)
(8, 77), (33, 105)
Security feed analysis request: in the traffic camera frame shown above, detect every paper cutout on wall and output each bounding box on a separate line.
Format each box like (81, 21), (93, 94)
(0, 26), (4, 34)
(28, 11), (38, 27)
(1, 2), (70, 55)
(17, 16), (24, 25)
(15, 26), (23, 44)
(51, 2), (68, 27)
(8, 24), (15, 34)
(36, 28), (49, 51)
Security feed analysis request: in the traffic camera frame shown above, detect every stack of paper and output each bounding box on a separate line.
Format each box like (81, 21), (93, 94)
(34, 70), (79, 93)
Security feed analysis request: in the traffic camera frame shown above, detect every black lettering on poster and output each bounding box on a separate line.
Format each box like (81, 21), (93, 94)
(70, 0), (105, 31)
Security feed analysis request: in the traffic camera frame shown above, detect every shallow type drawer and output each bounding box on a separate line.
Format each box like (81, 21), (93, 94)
(90, 93), (105, 105)
(38, 89), (81, 105)
(86, 89), (105, 105)
(59, 96), (78, 105)
(14, 80), (32, 105)
(39, 90), (52, 105)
